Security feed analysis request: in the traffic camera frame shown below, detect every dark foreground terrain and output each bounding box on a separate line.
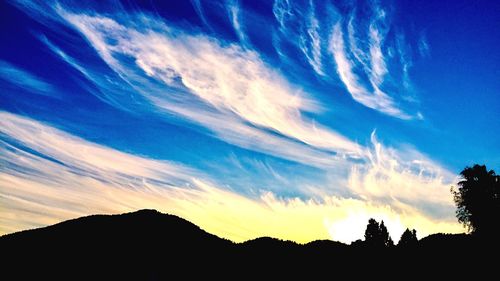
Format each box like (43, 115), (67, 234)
(1, 210), (496, 279)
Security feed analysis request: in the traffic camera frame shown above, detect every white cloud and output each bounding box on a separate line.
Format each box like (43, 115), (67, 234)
(270, 1), (418, 118)
(347, 17), (369, 72)
(227, 0), (248, 45)
(272, 0), (293, 31)
(330, 23), (366, 100)
(153, 100), (355, 169)
(368, 25), (387, 87)
(299, 0), (324, 76)
(329, 22), (406, 118)
(38, 19), (359, 170)
(324, 2), (424, 120)
(0, 111), (200, 233)
(272, 0), (326, 76)
(55, 9), (362, 158)
(328, 19), (411, 119)
(348, 132), (457, 220)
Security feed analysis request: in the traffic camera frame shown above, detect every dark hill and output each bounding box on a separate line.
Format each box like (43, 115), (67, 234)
(1, 209), (229, 247)
(1, 209), (496, 279)
(1, 209), (235, 280)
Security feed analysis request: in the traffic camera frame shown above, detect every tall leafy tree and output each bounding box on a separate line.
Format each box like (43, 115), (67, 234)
(451, 164), (500, 236)
(379, 221), (394, 247)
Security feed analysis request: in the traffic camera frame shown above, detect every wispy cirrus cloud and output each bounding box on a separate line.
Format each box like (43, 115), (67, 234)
(271, 0), (421, 119)
(53, 8), (362, 158)
(418, 32), (431, 58)
(272, 0), (293, 31)
(272, 0), (326, 76)
(300, 0), (324, 76)
(37, 35), (145, 113)
(0, 112), (461, 242)
(367, 8), (389, 88)
(348, 132), (458, 220)
(0, 60), (56, 98)
(327, 4), (416, 119)
(329, 21), (408, 118)
(190, 0), (212, 30)
(347, 16), (369, 73)
(153, 101), (353, 169)
(226, 0), (248, 45)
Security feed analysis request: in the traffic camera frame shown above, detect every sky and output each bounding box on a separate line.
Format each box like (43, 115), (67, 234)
(0, 0), (498, 244)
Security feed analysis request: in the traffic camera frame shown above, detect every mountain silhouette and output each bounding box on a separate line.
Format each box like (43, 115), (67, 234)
(1, 210), (235, 280)
(1, 209), (495, 279)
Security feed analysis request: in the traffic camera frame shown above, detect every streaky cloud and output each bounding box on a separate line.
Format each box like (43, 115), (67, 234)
(327, 7), (412, 119)
(153, 100), (355, 169)
(368, 27), (387, 87)
(0, 60), (56, 98)
(226, 0), (249, 46)
(347, 16), (370, 72)
(272, 0), (325, 76)
(367, 7), (388, 87)
(190, 0), (213, 31)
(395, 33), (420, 107)
(37, 35), (145, 113)
(55, 8), (362, 157)
(329, 22), (406, 118)
(272, 0), (292, 31)
(270, 1), (420, 119)
(418, 32), (431, 58)
(300, 0), (324, 76)
(348, 132), (458, 220)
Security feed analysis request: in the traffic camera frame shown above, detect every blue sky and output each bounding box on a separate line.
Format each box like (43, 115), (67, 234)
(0, 0), (498, 243)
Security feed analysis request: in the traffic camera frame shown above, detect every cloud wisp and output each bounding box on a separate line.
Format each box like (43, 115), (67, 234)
(273, 0), (326, 76)
(327, 4), (417, 119)
(300, 0), (324, 76)
(272, 0), (420, 119)
(418, 32), (431, 58)
(329, 21), (408, 118)
(348, 132), (458, 220)
(0, 60), (56, 98)
(226, 0), (249, 46)
(190, 0), (212, 31)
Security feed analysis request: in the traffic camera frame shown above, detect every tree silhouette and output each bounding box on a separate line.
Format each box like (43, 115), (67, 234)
(380, 221), (394, 247)
(398, 228), (418, 247)
(364, 218), (393, 247)
(451, 164), (500, 236)
(364, 218), (380, 245)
